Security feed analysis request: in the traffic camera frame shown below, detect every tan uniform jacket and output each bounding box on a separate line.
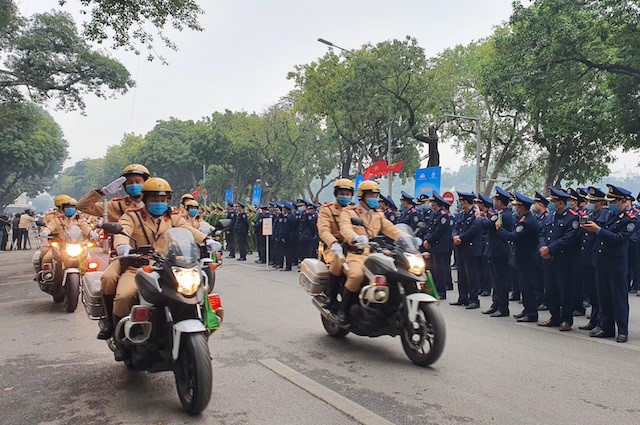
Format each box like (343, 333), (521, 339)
(339, 204), (402, 243)
(113, 208), (208, 252)
(317, 201), (344, 247)
(43, 213), (91, 237)
(18, 214), (37, 229)
(77, 190), (141, 222)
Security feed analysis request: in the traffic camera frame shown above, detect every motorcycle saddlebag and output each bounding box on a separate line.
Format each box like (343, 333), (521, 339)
(82, 271), (105, 320)
(299, 259), (329, 295)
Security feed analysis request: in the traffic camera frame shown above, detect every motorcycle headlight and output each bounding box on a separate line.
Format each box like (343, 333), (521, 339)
(65, 243), (83, 258)
(172, 266), (201, 296)
(404, 253), (425, 276)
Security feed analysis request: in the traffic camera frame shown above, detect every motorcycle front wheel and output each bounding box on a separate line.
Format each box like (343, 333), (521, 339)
(321, 314), (349, 338)
(64, 273), (80, 313)
(401, 303), (445, 367)
(174, 333), (212, 415)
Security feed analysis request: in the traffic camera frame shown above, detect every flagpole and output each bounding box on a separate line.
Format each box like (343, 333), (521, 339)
(387, 122), (392, 196)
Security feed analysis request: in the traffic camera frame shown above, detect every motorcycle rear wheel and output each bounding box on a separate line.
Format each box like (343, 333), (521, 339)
(64, 273), (80, 313)
(174, 333), (212, 415)
(401, 303), (445, 367)
(321, 314), (349, 338)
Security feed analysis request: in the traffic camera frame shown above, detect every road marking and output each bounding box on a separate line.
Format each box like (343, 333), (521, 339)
(259, 358), (395, 425)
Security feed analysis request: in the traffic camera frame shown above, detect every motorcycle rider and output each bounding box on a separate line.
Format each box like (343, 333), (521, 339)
(338, 181), (404, 324)
(317, 178), (355, 310)
(111, 177), (220, 361)
(184, 199), (204, 229)
(76, 164), (150, 340)
(39, 195), (95, 269)
(179, 193), (196, 217)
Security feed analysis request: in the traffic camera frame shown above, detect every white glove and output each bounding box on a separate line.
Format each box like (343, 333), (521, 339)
(90, 230), (99, 241)
(353, 235), (369, 244)
(101, 176), (126, 196)
(206, 238), (222, 252)
(330, 242), (343, 255)
(116, 244), (131, 256)
(40, 230), (50, 238)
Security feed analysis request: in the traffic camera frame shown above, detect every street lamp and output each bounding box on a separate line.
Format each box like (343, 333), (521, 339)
(444, 114), (482, 195)
(317, 37), (394, 196)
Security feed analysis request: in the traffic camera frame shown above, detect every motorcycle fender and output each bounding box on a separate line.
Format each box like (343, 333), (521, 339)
(405, 293), (438, 323)
(62, 268), (80, 287)
(172, 319), (206, 360)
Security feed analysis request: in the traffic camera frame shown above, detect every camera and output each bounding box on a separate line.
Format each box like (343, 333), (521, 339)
(579, 215), (589, 225)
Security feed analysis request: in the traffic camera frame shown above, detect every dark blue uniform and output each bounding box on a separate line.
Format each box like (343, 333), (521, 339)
(424, 209), (454, 299)
(282, 211), (298, 270)
(593, 208), (636, 337)
(297, 210), (317, 261)
(234, 210), (249, 260)
(452, 208), (482, 306)
(542, 207), (579, 326)
(483, 208), (515, 314)
(497, 211), (539, 319)
(273, 212), (284, 267)
(578, 207), (608, 326)
(400, 206), (420, 230)
(226, 208), (237, 258)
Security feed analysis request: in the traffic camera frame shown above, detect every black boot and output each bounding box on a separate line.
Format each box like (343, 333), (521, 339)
(322, 274), (339, 311)
(97, 295), (115, 340)
(337, 290), (356, 326)
(112, 315), (127, 361)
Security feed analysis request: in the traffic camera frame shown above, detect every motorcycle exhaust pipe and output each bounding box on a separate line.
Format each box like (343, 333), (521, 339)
(124, 321), (152, 344)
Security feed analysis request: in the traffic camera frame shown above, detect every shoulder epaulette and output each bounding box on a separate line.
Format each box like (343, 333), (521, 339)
(322, 202), (332, 207)
(171, 209), (181, 215)
(569, 210), (578, 215)
(127, 206), (142, 212)
(626, 211), (636, 219)
(440, 209), (447, 215)
(112, 196), (125, 201)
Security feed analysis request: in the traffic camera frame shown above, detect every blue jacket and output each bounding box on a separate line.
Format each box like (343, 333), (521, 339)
(543, 207), (579, 259)
(593, 208), (637, 265)
(298, 211), (317, 241)
(497, 212), (538, 270)
(234, 211), (249, 235)
(484, 208), (515, 259)
(452, 208), (482, 257)
(424, 209), (454, 254)
(400, 206), (420, 230)
(282, 212), (298, 243)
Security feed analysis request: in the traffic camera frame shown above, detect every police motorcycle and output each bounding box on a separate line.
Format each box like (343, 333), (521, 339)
(81, 220), (230, 415)
(32, 223), (97, 313)
(299, 221), (445, 367)
(197, 221), (224, 293)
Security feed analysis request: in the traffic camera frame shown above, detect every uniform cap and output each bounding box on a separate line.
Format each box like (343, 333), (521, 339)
(606, 184), (632, 201)
(474, 193), (493, 207)
(456, 191), (476, 203)
(431, 190), (451, 207)
(283, 201), (293, 210)
(493, 186), (513, 203)
(586, 187), (606, 202)
(533, 191), (550, 206)
(548, 187), (571, 202)
(237, 201), (245, 208)
(513, 192), (533, 208)
(400, 191), (415, 204)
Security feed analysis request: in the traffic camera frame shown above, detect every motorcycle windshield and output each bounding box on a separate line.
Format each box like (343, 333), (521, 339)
(395, 224), (420, 253)
(65, 225), (83, 242)
(158, 228), (199, 267)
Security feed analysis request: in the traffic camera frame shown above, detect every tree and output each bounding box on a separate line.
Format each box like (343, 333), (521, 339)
(0, 11), (134, 110)
(59, 0), (204, 62)
(0, 102), (67, 208)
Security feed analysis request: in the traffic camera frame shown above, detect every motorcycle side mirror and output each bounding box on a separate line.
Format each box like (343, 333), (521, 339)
(215, 219), (232, 230)
(101, 222), (124, 234)
(351, 217), (364, 226)
(35, 219), (45, 227)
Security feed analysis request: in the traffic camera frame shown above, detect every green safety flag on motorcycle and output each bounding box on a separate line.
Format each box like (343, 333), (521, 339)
(423, 270), (440, 300)
(203, 295), (220, 331)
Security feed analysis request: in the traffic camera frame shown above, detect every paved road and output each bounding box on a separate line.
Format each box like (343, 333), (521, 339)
(1, 248), (640, 424)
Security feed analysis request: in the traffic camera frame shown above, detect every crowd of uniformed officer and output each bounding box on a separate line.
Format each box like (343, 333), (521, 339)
(223, 199), (319, 271)
(377, 184), (638, 343)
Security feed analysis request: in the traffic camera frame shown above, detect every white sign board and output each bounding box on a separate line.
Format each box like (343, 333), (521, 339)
(262, 217), (273, 236)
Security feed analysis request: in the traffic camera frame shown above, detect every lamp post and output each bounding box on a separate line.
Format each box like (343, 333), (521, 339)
(318, 37), (394, 196)
(444, 114), (482, 195)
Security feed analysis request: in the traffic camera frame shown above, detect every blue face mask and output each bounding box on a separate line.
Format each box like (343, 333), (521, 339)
(366, 198), (380, 209)
(297, 206), (305, 214)
(148, 202), (169, 217)
(548, 203), (556, 213)
(125, 183), (143, 197)
(586, 203), (596, 213)
(64, 207), (76, 217)
(188, 208), (198, 217)
(421, 204), (428, 211)
(336, 196), (351, 207)
(609, 203), (620, 214)
(530, 206), (537, 214)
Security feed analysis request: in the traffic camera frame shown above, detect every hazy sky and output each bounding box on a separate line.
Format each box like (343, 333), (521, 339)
(21, 0), (640, 172)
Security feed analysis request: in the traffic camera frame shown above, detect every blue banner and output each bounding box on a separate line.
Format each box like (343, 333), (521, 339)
(224, 188), (233, 204)
(354, 175), (364, 194)
(251, 185), (262, 206)
(414, 166), (441, 198)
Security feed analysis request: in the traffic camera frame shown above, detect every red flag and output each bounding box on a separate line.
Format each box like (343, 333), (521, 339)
(388, 160), (405, 173)
(192, 187), (201, 198)
(363, 160), (390, 180)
